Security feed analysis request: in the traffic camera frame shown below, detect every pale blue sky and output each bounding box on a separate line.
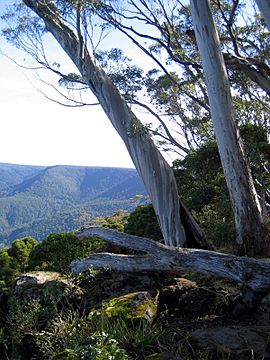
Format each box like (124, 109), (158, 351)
(0, 49), (135, 168)
(0, 0), (137, 168)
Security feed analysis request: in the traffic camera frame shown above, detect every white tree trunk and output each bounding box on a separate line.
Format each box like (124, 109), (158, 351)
(190, 0), (268, 256)
(23, 0), (193, 247)
(255, 0), (270, 30)
(71, 227), (270, 295)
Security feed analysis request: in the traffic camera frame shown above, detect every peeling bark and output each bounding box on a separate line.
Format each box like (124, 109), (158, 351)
(71, 227), (270, 294)
(190, 0), (268, 256)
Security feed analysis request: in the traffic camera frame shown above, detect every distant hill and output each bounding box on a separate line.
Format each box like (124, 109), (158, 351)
(0, 163), (147, 247)
(0, 163), (45, 195)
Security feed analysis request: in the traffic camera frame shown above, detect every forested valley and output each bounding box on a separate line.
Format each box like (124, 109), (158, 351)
(0, 0), (270, 358)
(0, 163), (146, 247)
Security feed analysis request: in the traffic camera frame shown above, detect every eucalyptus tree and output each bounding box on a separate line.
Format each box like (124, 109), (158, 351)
(189, 0), (268, 255)
(2, 0), (269, 255)
(1, 0), (212, 249)
(3, 2), (270, 300)
(91, 0), (270, 145)
(87, 0), (270, 255)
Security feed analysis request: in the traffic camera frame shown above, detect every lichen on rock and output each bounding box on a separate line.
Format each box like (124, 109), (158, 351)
(101, 291), (157, 322)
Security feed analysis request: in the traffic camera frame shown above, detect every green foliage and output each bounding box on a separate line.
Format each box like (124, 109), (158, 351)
(7, 294), (128, 360)
(7, 297), (43, 346)
(0, 237), (38, 292)
(124, 204), (163, 241)
(240, 123), (270, 198)
(173, 141), (234, 247)
(90, 210), (129, 232)
(8, 237), (38, 272)
(95, 48), (144, 99)
(0, 248), (18, 291)
(1, 2), (45, 48)
(51, 331), (128, 360)
(91, 316), (170, 359)
(28, 232), (104, 272)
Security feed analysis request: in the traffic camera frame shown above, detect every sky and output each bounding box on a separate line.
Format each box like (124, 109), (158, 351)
(0, 1), (136, 168)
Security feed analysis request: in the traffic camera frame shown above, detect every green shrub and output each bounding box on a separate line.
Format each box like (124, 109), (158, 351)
(28, 232), (104, 272)
(8, 237), (38, 272)
(51, 332), (128, 360)
(0, 248), (18, 291)
(173, 141), (234, 248)
(124, 204), (162, 241)
(89, 315), (170, 359)
(7, 299), (128, 360)
(90, 210), (129, 232)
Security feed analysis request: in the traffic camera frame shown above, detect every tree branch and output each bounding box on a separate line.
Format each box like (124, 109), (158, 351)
(71, 227), (270, 294)
(129, 98), (189, 154)
(224, 53), (270, 96)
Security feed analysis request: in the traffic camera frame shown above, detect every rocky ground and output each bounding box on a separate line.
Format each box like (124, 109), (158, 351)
(1, 268), (270, 359)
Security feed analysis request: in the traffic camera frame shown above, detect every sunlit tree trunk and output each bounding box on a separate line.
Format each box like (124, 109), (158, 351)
(190, 0), (268, 256)
(23, 0), (199, 248)
(255, 0), (270, 30)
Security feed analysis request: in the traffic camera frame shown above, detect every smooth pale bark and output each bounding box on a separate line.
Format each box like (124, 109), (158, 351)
(255, 0), (270, 30)
(190, 0), (268, 256)
(23, 0), (208, 248)
(70, 227), (270, 294)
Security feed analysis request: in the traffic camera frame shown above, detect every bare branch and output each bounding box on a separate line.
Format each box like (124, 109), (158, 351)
(224, 53), (270, 96)
(129, 98), (189, 154)
(71, 227), (270, 294)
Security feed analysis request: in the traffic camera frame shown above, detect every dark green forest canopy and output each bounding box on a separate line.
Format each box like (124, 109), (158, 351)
(0, 165), (147, 247)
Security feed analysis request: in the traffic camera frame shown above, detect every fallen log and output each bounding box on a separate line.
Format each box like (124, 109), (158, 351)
(70, 227), (270, 295)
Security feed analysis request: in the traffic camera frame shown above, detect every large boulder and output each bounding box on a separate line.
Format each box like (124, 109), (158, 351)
(10, 271), (83, 312)
(12, 271), (75, 299)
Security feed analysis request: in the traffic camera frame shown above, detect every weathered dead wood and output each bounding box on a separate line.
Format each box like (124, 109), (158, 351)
(70, 227), (270, 294)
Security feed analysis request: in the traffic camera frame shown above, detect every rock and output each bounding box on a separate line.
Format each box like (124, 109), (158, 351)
(174, 277), (197, 288)
(11, 271), (81, 303)
(81, 271), (159, 304)
(158, 278), (227, 317)
(253, 292), (270, 325)
(101, 291), (157, 322)
(259, 293), (270, 313)
(191, 326), (270, 359)
(157, 278), (197, 315)
(179, 287), (227, 316)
